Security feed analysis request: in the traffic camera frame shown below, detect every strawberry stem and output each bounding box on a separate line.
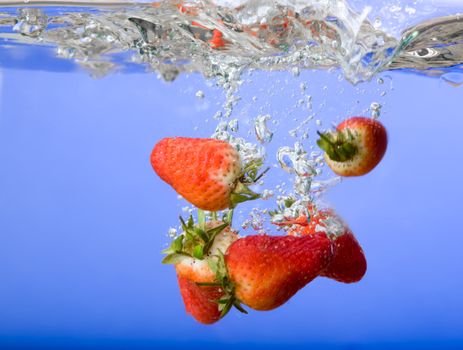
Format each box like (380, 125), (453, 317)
(316, 130), (358, 162)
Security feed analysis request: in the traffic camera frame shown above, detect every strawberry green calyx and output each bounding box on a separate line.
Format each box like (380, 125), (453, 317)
(230, 159), (270, 208)
(162, 210), (231, 264)
(230, 182), (260, 208)
(197, 251), (248, 318)
(317, 129), (358, 162)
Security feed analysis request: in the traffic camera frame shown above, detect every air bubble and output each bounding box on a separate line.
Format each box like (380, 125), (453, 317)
(168, 228), (178, 238)
(254, 114), (273, 144)
(370, 102), (382, 119)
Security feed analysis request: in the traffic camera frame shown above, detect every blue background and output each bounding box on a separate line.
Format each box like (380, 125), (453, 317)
(1, 51), (463, 348)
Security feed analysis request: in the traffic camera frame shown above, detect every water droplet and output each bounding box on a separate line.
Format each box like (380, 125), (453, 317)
(195, 90), (205, 99)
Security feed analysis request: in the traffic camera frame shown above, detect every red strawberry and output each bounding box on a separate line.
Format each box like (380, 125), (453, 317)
(320, 230), (366, 283)
(286, 207), (367, 283)
(225, 234), (332, 311)
(177, 275), (223, 324)
(163, 216), (240, 324)
(151, 137), (261, 211)
(317, 117), (387, 177)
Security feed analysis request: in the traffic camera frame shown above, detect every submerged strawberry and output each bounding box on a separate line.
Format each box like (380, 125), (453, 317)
(151, 137), (263, 211)
(320, 230), (366, 283)
(283, 206), (367, 284)
(163, 212), (246, 324)
(317, 117), (387, 177)
(177, 276), (223, 324)
(225, 233), (332, 311)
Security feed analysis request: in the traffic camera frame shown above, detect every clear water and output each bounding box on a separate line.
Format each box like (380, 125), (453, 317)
(1, 1), (463, 349)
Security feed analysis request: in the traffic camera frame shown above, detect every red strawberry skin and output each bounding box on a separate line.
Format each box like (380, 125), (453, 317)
(326, 117), (387, 177)
(177, 275), (223, 325)
(151, 137), (241, 211)
(288, 209), (367, 283)
(319, 231), (366, 283)
(225, 234), (332, 311)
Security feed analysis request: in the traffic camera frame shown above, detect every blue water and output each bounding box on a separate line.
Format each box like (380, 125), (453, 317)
(1, 5), (463, 347)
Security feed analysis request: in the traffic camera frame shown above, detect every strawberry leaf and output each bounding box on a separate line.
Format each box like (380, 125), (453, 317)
(230, 182), (260, 208)
(193, 227), (209, 243)
(219, 298), (234, 317)
(187, 215), (194, 228)
(203, 222), (228, 255)
(223, 210), (234, 225)
(179, 216), (188, 232)
(233, 301), (248, 314)
(207, 257), (219, 275)
(171, 234), (184, 251)
(196, 281), (223, 287)
(317, 130), (358, 162)
(162, 253), (187, 265)
(161, 234), (184, 255)
(193, 245), (204, 259)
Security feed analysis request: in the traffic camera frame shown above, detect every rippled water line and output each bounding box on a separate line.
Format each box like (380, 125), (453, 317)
(0, 0), (140, 6)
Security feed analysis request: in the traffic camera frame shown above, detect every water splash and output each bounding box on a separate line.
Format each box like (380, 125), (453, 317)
(13, 8), (47, 37)
(0, 0), (397, 83)
(1, 1), (462, 84)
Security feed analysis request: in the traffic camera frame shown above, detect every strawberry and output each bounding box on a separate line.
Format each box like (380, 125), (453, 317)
(176, 276), (223, 324)
(284, 206), (367, 283)
(319, 230), (366, 283)
(317, 117), (387, 177)
(151, 137), (263, 211)
(163, 212), (246, 324)
(225, 233), (332, 311)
